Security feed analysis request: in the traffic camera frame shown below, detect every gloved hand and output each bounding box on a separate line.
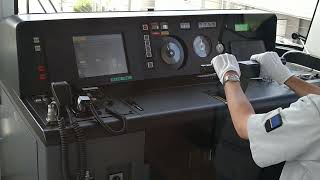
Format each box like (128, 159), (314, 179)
(250, 52), (293, 84)
(211, 53), (241, 84)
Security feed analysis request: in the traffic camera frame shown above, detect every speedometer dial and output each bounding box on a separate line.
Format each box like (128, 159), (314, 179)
(193, 35), (212, 58)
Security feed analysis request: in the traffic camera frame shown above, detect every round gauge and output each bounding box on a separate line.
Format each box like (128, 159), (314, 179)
(161, 37), (185, 69)
(216, 43), (225, 54)
(193, 35), (212, 58)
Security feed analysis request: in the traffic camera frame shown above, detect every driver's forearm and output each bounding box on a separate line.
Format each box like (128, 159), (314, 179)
(285, 76), (320, 97)
(224, 80), (255, 140)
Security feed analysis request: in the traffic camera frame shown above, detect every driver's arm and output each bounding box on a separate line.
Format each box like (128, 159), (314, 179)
(285, 76), (320, 97)
(251, 52), (320, 97)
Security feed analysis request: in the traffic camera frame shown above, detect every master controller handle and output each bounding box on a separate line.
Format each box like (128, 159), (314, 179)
(200, 58), (287, 79)
(200, 60), (260, 79)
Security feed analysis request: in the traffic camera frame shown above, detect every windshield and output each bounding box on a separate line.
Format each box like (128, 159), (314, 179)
(18, 0), (319, 46)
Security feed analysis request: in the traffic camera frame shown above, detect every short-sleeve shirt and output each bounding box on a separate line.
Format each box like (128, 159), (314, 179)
(248, 94), (320, 180)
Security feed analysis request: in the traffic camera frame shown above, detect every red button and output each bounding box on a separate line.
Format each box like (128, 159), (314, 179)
(39, 74), (47, 80)
(38, 65), (46, 72)
(151, 32), (161, 36)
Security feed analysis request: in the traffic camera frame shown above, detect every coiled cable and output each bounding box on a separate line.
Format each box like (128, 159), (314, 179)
(66, 106), (87, 180)
(57, 115), (71, 180)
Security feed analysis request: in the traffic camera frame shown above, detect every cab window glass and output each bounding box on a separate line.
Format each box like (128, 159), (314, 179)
(18, 0), (319, 46)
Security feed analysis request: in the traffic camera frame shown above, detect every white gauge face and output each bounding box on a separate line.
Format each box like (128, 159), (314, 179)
(160, 37), (185, 69)
(193, 35), (212, 58)
(162, 42), (181, 65)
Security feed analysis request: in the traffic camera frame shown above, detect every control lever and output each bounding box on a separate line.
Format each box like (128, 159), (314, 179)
(200, 60), (261, 91)
(200, 59), (286, 78)
(200, 60), (260, 79)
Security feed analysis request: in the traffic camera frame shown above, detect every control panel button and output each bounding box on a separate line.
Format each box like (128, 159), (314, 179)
(144, 40), (151, 46)
(33, 37), (40, 43)
(38, 65), (46, 72)
(39, 74), (47, 80)
(160, 22), (169, 30)
(150, 22), (160, 30)
(147, 61), (154, 69)
(142, 24), (149, 31)
(34, 45), (41, 52)
(145, 46), (152, 52)
(180, 22), (191, 29)
(143, 34), (150, 40)
(146, 52), (152, 58)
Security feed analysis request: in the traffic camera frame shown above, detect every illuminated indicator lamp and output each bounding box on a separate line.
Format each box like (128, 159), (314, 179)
(150, 22), (160, 30)
(151, 32), (161, 36)
(235, 24), (250, 32)
(198, 22), (216, 29)
(161, 31), (170, 36)
(38, 65), (46, 72)
(39, 74), (47, 80)
(160, 22), (169, 30)
(180, 22), (191, 29)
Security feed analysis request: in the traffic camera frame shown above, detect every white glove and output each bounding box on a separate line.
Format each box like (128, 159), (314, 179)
(250, 52), (293, 84)
(211, 53), (241, 84)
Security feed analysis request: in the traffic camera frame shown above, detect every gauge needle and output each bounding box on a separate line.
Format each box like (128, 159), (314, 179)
(200, 39), (205, 51)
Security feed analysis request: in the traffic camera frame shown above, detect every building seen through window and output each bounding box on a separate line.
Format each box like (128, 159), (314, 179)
(18, 0), (319, 46)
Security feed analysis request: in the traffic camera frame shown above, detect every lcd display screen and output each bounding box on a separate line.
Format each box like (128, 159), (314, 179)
(73, 34), (128, 78)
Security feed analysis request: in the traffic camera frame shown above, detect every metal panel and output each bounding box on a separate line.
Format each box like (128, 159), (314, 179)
(0, 83), (38, 180)
(1, 0), (14, 18)
(37, 132), (148, 180)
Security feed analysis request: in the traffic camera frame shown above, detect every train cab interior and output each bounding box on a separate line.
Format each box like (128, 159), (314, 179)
(0, 0), (320, 180)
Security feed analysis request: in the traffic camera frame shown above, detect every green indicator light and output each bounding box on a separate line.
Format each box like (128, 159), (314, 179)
(110, 75), (133, 82)
(235, 24), (250, 32)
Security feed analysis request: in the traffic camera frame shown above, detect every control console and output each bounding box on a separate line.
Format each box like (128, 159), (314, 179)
(0, 10), (289, 180)
(0, 10), (277, 97)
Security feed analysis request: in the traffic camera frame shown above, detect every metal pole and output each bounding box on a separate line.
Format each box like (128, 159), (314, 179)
(48, 0), (58, 13)
(37, 0), (47, 13)
(60, 0), (63, 12)
(14, 0), (19, 14)
(27, 0), (30, 14)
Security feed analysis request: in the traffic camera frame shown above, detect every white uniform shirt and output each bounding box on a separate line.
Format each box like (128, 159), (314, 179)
(248, 94), (320, 180)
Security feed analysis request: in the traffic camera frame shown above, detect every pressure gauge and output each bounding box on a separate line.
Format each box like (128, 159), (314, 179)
(216, 42), (225, 54)
(193, 35), (212, 58)
(161, 37), (185, 69)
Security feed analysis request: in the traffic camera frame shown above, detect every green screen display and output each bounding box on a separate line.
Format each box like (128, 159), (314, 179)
(110, 75), (133, 82)
(235, 24), (250, 32)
